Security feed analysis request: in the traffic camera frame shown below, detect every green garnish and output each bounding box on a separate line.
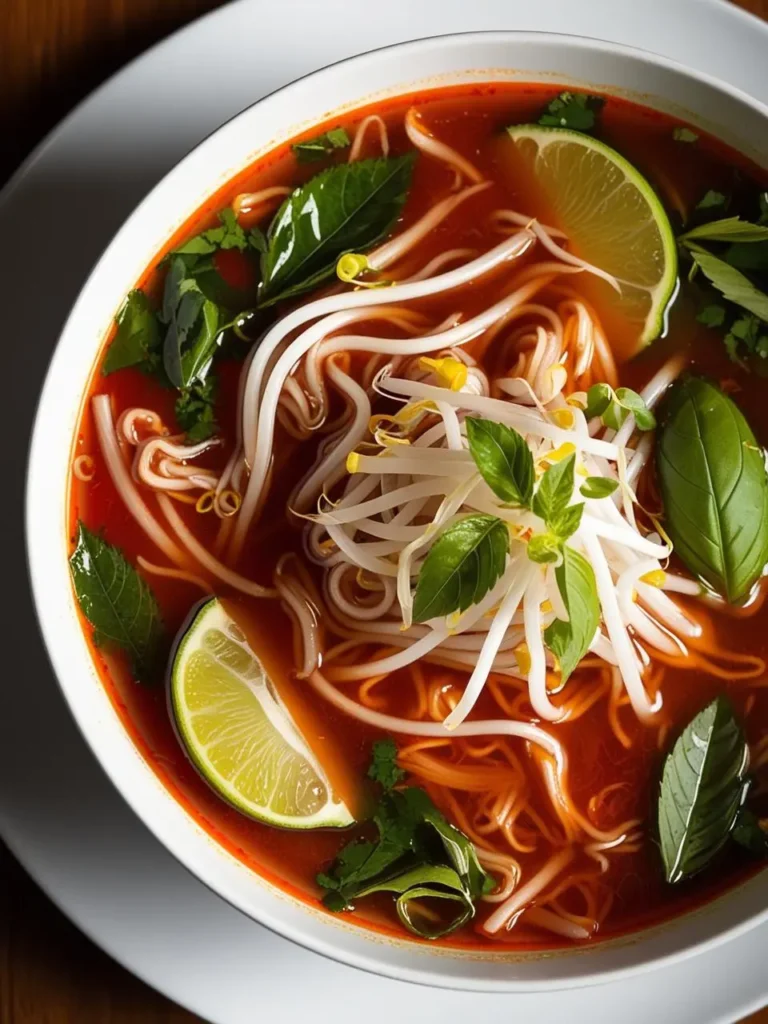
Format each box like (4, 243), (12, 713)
(465, 417), (534, 508)
(580, 476), (619, 499)
(174, 377), (219, 442)
(585, 383), (656, 431)
(102, 290), (161, 376)
(69, 523), (165, 683)
(543, 546), (600, 684)
(656, 376), (768, 603)
(658, 696), (748, 883)
(317, 742), (493, 939)
(537, 91), (604, 133)
(259, 155), (415, 307)
(732, 809), (768, 856)
(367, 738), (406, 790)
(695, 189), (729, 214)
(293, 127), (351, 163)
(412, 514), (509, 623)
(672, 127), (698, 143)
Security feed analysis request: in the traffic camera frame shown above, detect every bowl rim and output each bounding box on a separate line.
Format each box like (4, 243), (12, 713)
(25, 27), (768, 992)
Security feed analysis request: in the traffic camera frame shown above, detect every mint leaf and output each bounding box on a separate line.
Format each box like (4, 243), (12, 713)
(465, 418), (534, 508)
(412, 515), (509, 622)
(543, 546), (600, 684)
(537, 91), (604, 133)
(102, 290), (161, 376)
(69, 524), (165, 682)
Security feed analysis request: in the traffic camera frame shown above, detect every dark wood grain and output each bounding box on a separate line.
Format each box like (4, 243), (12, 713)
(2, 1), (768, 1020)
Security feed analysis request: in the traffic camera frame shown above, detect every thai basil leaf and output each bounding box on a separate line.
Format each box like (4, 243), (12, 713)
(732, 808), (768, 856)
(549, 501), (584, 541)
(412, 514), (509, 622)
(656, 376), (768, 603)
(580, 477), (619, 499)
(102, 290), (161, 375)
(179, 299), (221, 386)
(533, 454), (576, 525)
(259, 154), (415, 307)
(537, 91), (604, 133)
(543, 546), (600, 683)
(465, 417), (534, 507)
(355, 865), (474, 940)
(69, 523), (165, 683)
(293, 127), (350, 164)
(527, 533), (562, 564)
(687, 245), (768, 322)
(681, 217), (768, 244)
(658, 696), (749, 883)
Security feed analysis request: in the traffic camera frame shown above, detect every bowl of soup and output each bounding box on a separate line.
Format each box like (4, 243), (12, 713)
(27, 31), (768, 990)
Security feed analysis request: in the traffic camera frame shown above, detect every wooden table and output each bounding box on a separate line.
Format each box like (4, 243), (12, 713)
(1, 1), (767, 1020)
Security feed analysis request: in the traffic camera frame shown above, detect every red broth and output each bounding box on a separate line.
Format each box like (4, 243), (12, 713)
(68, 83), (768, 950)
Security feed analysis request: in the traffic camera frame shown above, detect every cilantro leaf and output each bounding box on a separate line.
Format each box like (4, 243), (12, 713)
(175, 376), (219, 441)
(367, 738), (406, 790)
(293, 127), (351, 164)
(173, 208), (248, 257)
(695, 190), (729, 214)
(697, 304), (726, 327)
(537, 91), (604, 133)
(687, 245), (768, 322)
(102, 290), (161, 376)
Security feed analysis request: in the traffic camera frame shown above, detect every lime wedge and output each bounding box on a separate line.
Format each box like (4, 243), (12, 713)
(171, 599), (353, 829)
(504, 125), (678, 347)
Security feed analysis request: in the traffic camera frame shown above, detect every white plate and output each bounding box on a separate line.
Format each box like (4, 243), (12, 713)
(3, 0), (768, 1021)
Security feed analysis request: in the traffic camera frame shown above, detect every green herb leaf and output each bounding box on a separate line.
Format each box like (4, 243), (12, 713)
(355, 864), (474, 940)
(686, 245), (768, 322)
(465, 418), (534, 507)
(549, 501), (584, 541)
(173, 208), (248, 257)
(697, 304), (726, 327)
(672, 127), (698, 143)
(69, 523), (165, 682)
(725, 241), (768, 272)
(656, 376), (768, 603)
(695, 190), (729, 214)
(658, 696), (748, 883)
(293, 127), (351, 164)
(367, 738), (405, 790)
(527, 533), (562, 564)
(732, 808), (768, 856)
(537, 91), (604, 133)
(259, 155), (415, 307)
(102, 291), (161, 375)
(681, 216), (768, 244)
(585, 383), (613, 419)
(533, 454), (576, 525)
(412, 514), (509, 623)
(616, 387), (657, 431)
(175, 376), (219, 442)
(543, 546), (600, 684)
(580, 476), (619, 499)
(723, 314), (768, 364)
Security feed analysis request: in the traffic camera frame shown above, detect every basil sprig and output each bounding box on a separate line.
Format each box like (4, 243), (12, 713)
(658, 696), (749, 883)
(656, 375), (768, 603)
(543, 547), (600, 684)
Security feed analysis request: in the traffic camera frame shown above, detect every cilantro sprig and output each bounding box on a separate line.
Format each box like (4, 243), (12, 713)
(538, 91), (605, 134)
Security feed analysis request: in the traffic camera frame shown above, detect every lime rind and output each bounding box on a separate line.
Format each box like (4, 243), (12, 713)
(505, 124), (678, 346)
(171, 598), (353, 829)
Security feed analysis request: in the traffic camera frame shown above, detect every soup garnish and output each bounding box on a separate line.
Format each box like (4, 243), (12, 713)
(68, 84), (768, 949)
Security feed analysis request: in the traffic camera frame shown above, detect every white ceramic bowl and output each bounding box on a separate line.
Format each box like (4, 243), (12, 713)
(26, 31), (768, 992)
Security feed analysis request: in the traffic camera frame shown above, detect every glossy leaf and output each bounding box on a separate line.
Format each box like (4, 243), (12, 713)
(656, 376), (768, 603)
(687, 245), (768, 322)
(543, 546), (600, 683)
(259, 155), (415, 306)
(681, 216), (768, 244)
(412, 515), (509, 623)
(69, 524), (164, 682)
(658, 696), (748, 883)
(465, 417), (534, 507)
(102, 290), (161, 375)
(355, 865), (474, 940)
(533, 454), (576, 525)
(580, 476), (619, 499)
